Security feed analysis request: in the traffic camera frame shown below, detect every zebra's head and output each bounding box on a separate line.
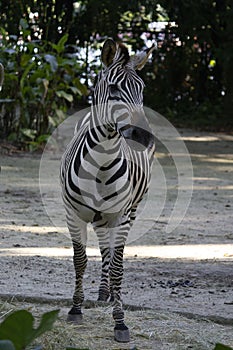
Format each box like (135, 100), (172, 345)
(93, 39), (155, 151)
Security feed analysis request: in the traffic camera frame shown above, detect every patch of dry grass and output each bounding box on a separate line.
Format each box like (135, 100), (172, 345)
(0, 299), (232, 350)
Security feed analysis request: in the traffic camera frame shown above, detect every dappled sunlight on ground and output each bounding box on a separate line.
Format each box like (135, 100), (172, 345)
(0, 224), (67, 234)
(0, 243), (232, 260)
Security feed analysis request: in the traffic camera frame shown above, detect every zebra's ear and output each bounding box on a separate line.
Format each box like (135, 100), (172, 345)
(130, 43), (156, 70)
(101, 39), (117, 67)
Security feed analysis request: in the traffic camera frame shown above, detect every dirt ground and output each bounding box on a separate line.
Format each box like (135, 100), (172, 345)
(0, 128), (233, 349)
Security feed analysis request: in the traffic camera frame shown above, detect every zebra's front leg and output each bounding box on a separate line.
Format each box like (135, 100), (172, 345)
(97, 247), (115, 302)
(110, 245), (130, 342)
(67, 240), (87, 323)
(67, 218), (87, 324)
(94, 225), (114, 302)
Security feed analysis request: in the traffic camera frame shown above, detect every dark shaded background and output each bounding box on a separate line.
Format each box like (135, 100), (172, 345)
(0, 0), (232, 147)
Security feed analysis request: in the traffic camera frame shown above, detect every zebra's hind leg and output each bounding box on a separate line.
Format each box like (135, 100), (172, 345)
(67, 217), (87, 324)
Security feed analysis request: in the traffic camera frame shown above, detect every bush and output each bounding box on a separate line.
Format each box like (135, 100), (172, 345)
(0, 19), (88, 149)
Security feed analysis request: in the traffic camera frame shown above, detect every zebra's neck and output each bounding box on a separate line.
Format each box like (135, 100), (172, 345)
(87, 111), (123, 168)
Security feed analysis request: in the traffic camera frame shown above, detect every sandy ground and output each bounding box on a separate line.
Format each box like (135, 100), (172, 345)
(0, 128), (233, 349)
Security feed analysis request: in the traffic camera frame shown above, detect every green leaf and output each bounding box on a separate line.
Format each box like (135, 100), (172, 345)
(74, 78), (88, 96)
(60, 59), (76, 67)
(51, 33), (69, 54)
(19, 19), (30, 39)
(4, 48), (16, 55)
(20, 128), (36, 140)
(7, 132), (18, 142)
(69, 86), (81, 95)
(56, 90), (73, 102)
(214, 344), (233, 350)
(33, 310), (59, 339)
(36, 134), (50, 144)
(55, 109), (66, 120)
(20, 54), (32, 67)
(19, 18), (29, 30)
(0, 340), (16, 350)
(0, 310), (59, 350)
(20, 61), (35, 90)
(0, 310), (35, 350)
(57, 34), (69, 50)
(44, 54), (58, 72)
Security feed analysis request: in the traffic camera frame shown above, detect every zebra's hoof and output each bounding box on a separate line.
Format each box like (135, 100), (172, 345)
(67, 313), (83, 324)
(114, 324), (130, 343)
(67, 307), (83, 324)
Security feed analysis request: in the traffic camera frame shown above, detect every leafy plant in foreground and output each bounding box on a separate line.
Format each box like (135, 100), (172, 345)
(0, 308), (89, 350)
(0, 309), (59, 350)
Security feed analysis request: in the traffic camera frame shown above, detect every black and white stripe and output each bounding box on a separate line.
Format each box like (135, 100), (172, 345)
(60, 39), (155, 342)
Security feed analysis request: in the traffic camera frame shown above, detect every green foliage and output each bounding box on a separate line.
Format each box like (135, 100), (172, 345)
(214, 344), (233, 350)
(0, 308), (90, 350)
(0, 21), (87, 148)
(147, 0), (232, 128)
(0, 309), (59, 350)
(0, 0), (74, 43)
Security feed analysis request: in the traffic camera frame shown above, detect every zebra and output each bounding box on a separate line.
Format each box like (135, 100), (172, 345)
(60, 38), (155, 342)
